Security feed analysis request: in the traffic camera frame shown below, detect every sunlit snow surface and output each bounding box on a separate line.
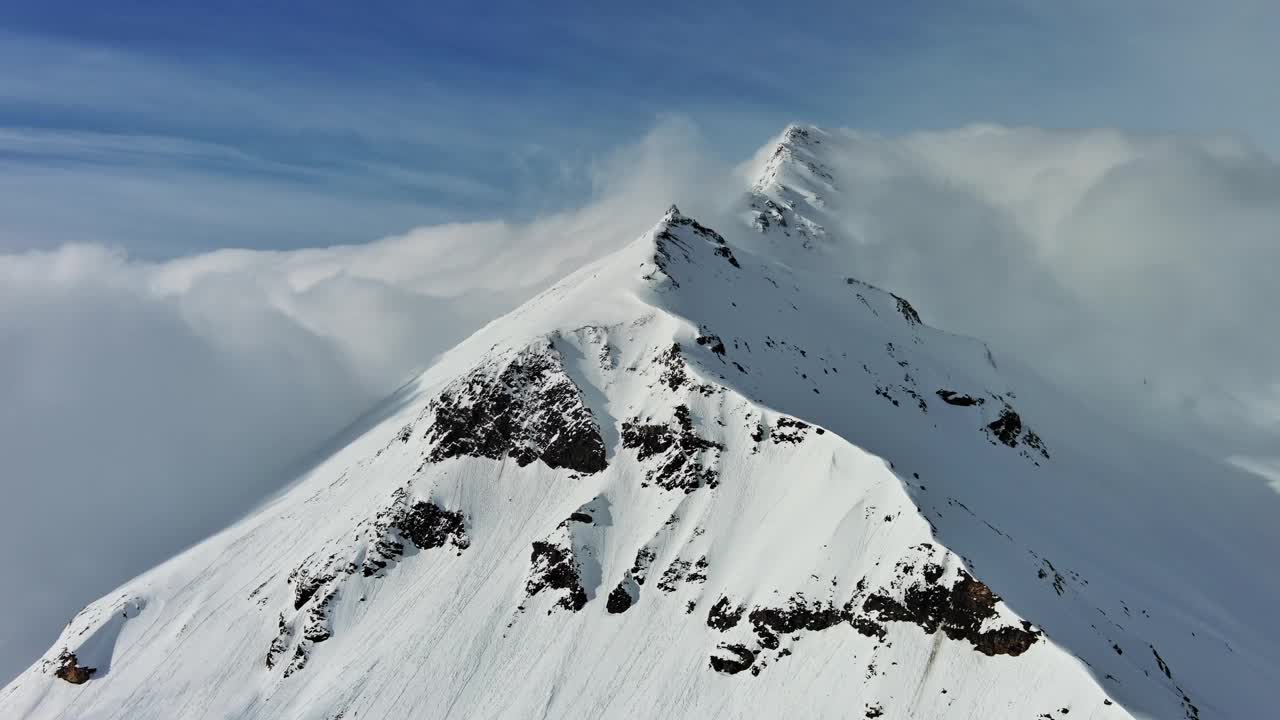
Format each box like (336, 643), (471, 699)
(4, 129), (1278, 720)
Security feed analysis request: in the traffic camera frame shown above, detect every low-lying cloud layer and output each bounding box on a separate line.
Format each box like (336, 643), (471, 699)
(0, 117), (727, 682)
(2, 120), (1279, 683)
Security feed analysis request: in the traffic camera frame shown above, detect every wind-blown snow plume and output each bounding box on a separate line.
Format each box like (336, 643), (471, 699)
(0, 117), (729, 684)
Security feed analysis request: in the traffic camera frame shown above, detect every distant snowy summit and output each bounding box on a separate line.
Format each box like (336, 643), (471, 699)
(3, 124), (1274, 720)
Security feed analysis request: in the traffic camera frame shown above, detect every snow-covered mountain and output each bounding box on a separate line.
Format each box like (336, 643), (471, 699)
(4, 126), (1278, 719)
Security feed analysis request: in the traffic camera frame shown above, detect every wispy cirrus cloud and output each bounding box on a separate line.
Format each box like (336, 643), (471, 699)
(0, 28), (627, 255)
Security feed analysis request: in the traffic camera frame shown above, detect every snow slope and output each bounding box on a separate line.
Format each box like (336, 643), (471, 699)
(4, 127), (1278, 720)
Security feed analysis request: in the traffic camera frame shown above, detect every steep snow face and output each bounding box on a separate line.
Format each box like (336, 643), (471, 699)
(3, 192), (1277, 718)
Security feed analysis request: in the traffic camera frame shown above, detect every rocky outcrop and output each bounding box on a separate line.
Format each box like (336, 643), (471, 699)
(525, 540), (587, 613)
(622, 405), (723, 492)
(606, 583), (636, 614)
(706, 596), (745, 631)
(892, 294), (922, 327)
(862, 572), (1040, 657)
(936, 390), (984, 407)
(709, 644), (756, 675)
(424, 342), (607, 474)
(269, 489), (471, 674)
(362, 490), (470, 577)
(50, 650), (95, 684)
(984, 406), (1050, 461)
(768, 416), (815, 445)
(748, 595), (848, 650)
(522, 507), (607, 614)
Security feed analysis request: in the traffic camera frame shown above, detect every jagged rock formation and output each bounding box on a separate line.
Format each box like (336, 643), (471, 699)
(425, 340), (607, 474)
(50, 652), (94, 685)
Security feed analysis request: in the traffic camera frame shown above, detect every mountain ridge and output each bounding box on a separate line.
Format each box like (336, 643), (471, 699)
(4, 129), (1276, 719)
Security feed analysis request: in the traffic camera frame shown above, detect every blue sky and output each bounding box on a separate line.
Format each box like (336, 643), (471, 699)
(0, 1), (1275, 257)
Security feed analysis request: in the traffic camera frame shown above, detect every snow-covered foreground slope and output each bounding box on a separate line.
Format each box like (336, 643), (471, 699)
(5, 130), (1279, 720)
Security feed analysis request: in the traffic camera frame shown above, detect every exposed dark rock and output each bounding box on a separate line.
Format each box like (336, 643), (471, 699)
(862, 572), (1040, 656)
(1023, 429), (1049, 458)
(656, 343), (688, 391)
(852, 616), (887, 641)
(709, 644), (756, 675)
(283, 643), (309, 677)
(52, 650), (95, 684)
(361, 490), (469, 576)
(986, 408), (1023, 447)
(936, 390), (984, 407)
(687, 556), (710, 584)
(1038, 561), (1066, 596)
(707, 596), (745, 631)
(621, 421), (676, 460)
(892, 293), (923, 327)
(424, 343), (606, 474)
(657, 560), (691, 593)
(902, 385), (928, 412)
(526, 540), (587, 612)
(568, 512), (594, 524)
(301, 589), (336, 643)
(399, 501), (468, 552)
(875, 385), (900, 407)
(696, 333), (727, 356)
(630, 546), (657, 586)
(292, 570), (334, 611)
(1152, 645), (1172, 679)
(665, 205), (727, 244)
(622, 405), (723, 492)
(922, 563), (945, 584)
(265, 614), (291, 669)
(714, 246), (742, 268)
(606, 583), (636, 614)
(770, 416), (811, 444)
(749, 596), (848, 651)
(984, 405), (1050, 460)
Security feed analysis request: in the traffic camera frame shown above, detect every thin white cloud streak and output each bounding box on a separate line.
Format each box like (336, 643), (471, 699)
(0, 117), (725, 683)
(0, 126), (522, 255)
(0, 127), (505, 200)
(0, 32), (500, 149)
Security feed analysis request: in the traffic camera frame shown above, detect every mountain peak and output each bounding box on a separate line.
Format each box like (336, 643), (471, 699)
(3, 122), (1274, 720)
(743, 125), (836, 249)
